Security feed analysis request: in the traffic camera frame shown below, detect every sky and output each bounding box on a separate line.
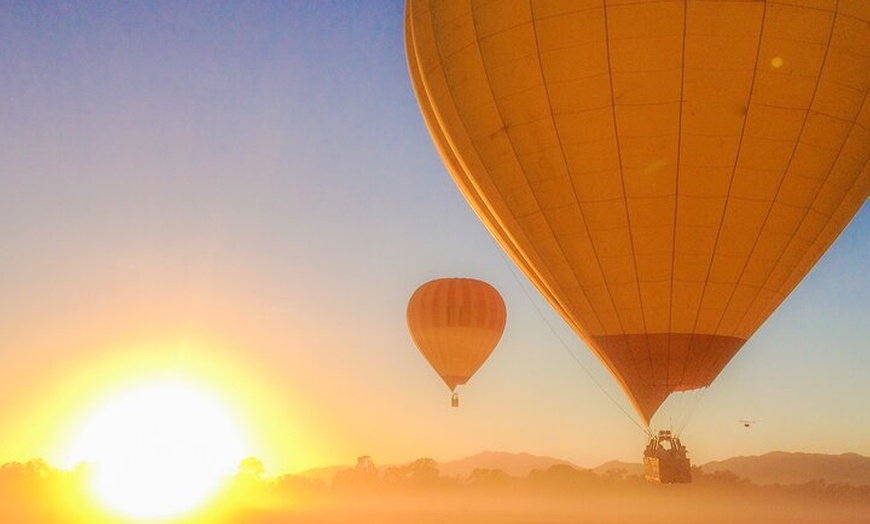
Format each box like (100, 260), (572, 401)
(1, 1), (867, 476)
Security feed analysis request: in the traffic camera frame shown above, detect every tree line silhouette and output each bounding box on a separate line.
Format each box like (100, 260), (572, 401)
(2, 456), (869, 523)
(314, 455), (870, 498)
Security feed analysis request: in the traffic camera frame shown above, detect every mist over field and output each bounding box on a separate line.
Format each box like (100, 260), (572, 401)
(3, 454), (869, 524)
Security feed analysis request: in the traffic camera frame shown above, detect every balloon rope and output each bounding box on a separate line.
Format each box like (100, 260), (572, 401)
(497, 250), (649, 435)
(676, 387), (708, 436)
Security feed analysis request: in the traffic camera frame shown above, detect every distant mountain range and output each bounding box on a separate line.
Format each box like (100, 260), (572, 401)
(700, 451), (870, 486)
(591, 459), (645, 477)
(296, 450), (870, 486)
(437, 451), (576, 478)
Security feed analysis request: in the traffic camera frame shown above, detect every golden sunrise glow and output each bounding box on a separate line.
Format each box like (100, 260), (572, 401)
(64, 378), (251, 520)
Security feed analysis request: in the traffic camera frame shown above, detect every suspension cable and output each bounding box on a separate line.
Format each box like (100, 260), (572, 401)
(675, 387), (708, 436)
(496, 250), (649, 435)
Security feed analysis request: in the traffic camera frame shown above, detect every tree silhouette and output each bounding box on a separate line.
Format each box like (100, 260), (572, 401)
(236, 456), (266, 481)
(526, 464), (598, 490)
(334, 455), (380, 489)
(382, 457), (444, 488)
(467, 468), (512, 488)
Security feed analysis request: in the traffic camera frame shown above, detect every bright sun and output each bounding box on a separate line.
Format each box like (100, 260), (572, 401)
(64, 378), (251, 520)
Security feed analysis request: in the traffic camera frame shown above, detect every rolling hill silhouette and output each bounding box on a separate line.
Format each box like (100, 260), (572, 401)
(699, 451), (870, 485)
(437, 451), (576, 478)
(298, 450), (870, 486)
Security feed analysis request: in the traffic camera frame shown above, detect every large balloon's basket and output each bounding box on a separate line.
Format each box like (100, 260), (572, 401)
(643, 430), (692, 483)
(451, 393), (459, 407)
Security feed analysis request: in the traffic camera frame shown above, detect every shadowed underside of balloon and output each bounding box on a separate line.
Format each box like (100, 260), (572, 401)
(405, 0), (869, 425)
(592, 333), (745, 423)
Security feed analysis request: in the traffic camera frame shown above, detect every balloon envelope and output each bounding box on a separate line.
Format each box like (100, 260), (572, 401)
(406, 0), (869, 425)
(407, 278), (507, 391)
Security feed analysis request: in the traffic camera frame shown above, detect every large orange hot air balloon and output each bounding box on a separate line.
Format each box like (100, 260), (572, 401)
(407, 278), (506, 405)
(406, 1), (869, 426)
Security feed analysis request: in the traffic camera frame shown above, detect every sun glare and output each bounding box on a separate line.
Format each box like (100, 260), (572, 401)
(64, 378), (251, 520)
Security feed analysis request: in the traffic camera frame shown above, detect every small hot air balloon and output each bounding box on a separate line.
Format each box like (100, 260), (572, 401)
(407, 278), (506, 406)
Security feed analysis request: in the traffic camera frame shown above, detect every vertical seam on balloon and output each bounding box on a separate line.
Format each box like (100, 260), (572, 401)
(716, 1), (842, 338)
(689, 0), (767, 369)
(741, 5), (868, 339)
(521, 0), (617, 344)
(713, 2), (841, 366)
(604, 1), (653, 424)
(524, 5), (621, 317)
(604, 4), (652, 426)
(747, 99), (868, 336)
(521, 0), (648, 426)
(464, 2), (616, 350)
(689, 63), (760, 384)
(525, 4), (646, 422)
(670, 0), (688, 394)
(775, 88), (869, 269)
(427, 0), (598, 353)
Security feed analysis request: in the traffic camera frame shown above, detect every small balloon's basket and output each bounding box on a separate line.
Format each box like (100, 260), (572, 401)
(451, 392), (459, 407)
